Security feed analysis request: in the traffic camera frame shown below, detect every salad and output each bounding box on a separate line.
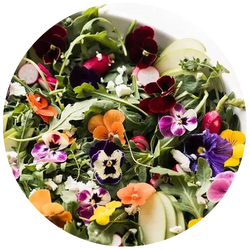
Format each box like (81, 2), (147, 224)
(3, 5), (246, 246)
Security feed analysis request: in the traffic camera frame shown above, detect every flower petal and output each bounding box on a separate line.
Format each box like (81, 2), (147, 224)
(159, 116), (175, 137)
(188, 218), (203, 228)
(182, 109), (197, 131)
(42, 131), (69, 150)
(215, 171), (236, 184)
(134, 26), (155, 46)
(103, 110), (125, 131)
(142, 37), (158, 54)
(144, 82), (162, 95)
(221, 129), (245, 145)
(110, 122), (125, 144)
(170, 103), (185, 118)
(77, 190), (92, 204)
(29, 189), (52, 213)
(42, 202), (64, 216)
(47, 150), (67, 163)
(88, 115), (105, 133)
(224, 157), (240, 167)
(49, 211), (72, 228)
(157, 75), (175, 92)
(149, 95), (176, 114)
(232, 143), (245, 159)
(93, 126), (109, 140)
(138, 98), (152, 114)
(31, 143), (50, 160)
(171, 121), (186, 136)
(43, 47), (61, 65)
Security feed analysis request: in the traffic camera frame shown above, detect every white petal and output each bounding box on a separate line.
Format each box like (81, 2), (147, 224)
(8, 82), (26, 96)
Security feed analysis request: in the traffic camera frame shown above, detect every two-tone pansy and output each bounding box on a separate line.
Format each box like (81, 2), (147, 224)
(89, 140), (124, 185)
(6, 151), (20, 179)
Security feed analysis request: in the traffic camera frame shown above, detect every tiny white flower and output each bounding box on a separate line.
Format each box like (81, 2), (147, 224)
(87, 169), (94, 179)
(125, 204), (140, 215)
(45, 179), (58, 191)
(96, 51), (102, 61)
(106, 80), (115, 91)
(8, 82), (26, 97)
(171, 149), (191, 172)
(35, 163), (44, 171)
(169, 225), (183, 234)
(53, 174), (63, 184)
(115, 84), (131, 97)
(115, 74), (124, 85)
(117, 65), (127, 75)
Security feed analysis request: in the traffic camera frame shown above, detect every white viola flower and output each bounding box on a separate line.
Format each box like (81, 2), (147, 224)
(53, 174), (63, 184)
(8, 82), (26, 97)
(44, 179), (58, 191)
(106, 80), (115, 91)
(6, 151), (17, 163)
(115, 84), (131, 97)
(171, 149), (191, 172)
(115, 74), (124, 85)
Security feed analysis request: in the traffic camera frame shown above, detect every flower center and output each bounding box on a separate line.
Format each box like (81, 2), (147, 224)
(142, 50), (150, 57)
(197, 146), (205, 154)
(50, 44), (57, 50)
(132, 193), (138, 200)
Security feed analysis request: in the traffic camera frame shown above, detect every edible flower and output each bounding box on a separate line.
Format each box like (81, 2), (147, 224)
(26, 93), (57, 123)
(90, 201), (122, 225)
(139, 75), (176, 114)
(6, 151), (20, 179)
(187, 217), (203, 229)
(69, 65), (100, 89)
(117, 183), (156, 206)
(77, 187), (111, 225)
(125, 26), (158, 68)
(220, 129), (245, 167)
(183, 129), (233, 177)
(38, 63), (57, 90)
(88, 110), (126, 145)
(159, 103), (197, 137)
(33, 24), (68, 65)
(207, 171), (236, 203)
(89, 140), (124, 185)
(29, 189), (72, 228)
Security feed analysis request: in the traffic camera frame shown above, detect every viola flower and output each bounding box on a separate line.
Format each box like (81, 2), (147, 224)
(38, 63), (57, 90)
(117, 183), (156, 206)
(125, 26), (158, 68)
(33, 24), (68, 65)
(171, 149), (191, 173)
(29, 189), (72, 228)
(6, 151), (20, 179)
(89, 140), (124, 185)
(90, 201), (122, 226)
(220, 129), (245, 167)
(26, 93), (57, 124)
(76, 187), (111, 224)
(88, 110), (126, 145)
(139, 75), (176, 114)
(69, 65), (100, 89)
(183, 129), (233, 177)
(207, 171), (236, 203)
(159, 103), (197, 137)
(188, 217), (203, 229)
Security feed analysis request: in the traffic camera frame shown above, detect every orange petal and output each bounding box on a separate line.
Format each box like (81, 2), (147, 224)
(29, 189), (52, 213)
(117, 184), (134, 201)
(49, 211), (72, 229)
(93, 125), (109, 140)
(136, 183), (156, 200)
(39, 115), (50, 124)
(34, 94), (48, 109)
(88, 115), (105, 133)
(103, 110), (125, 131)
(110, 122), (125, 144)
(42, 202), (65, 217)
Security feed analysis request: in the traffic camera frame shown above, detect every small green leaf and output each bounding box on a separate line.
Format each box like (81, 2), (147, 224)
(150, 166), (183, 176)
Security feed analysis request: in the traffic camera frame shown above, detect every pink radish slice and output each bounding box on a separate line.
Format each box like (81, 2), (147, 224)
(110, 234), (122, 246)
(131, 66), (140, 78)
(137, 66), (160, 86)
(38, 63), (52, 77)
(38, 77), (56, 91)
(18, 63), (39, 85)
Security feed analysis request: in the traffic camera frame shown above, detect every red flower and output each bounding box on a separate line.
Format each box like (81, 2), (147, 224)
(125, 26), (158, 69)
(33, 25), (68, 65)
(139, 75), (176, 114)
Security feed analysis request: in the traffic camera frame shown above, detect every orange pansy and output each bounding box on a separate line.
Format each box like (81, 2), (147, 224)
(27, 93), (57, 124)
(29, 189), (72, 229)
(117, 183), (156, 206)
(88, 110), (126, 144)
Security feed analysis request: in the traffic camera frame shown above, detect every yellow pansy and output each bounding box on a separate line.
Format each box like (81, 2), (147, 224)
(188, 217), (206, 232)
(90, 201), (122, 226)
(220, 129), (245, 167)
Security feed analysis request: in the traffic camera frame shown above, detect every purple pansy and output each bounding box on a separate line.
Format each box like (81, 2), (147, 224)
(76, 187), (111, 225)
(31, 143), (67, 163)
(7, 151), (20, 179)
(183, 129), (233, 177)
(207, 171), (236, 203)
(89, 140), (124, 185)
(159, 103), (197, 137)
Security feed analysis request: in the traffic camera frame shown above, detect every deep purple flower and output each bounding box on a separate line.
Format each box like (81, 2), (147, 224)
(33, 24), (68, 65)
(31, 143), (67, 163)
(125, 26), (158, 68)
(89, 140), (124, 185)
(69, 65), (100, 89)
(184, 129), (233, 177)
(159, 103), (197, 137)
(207, 171), (236, 203)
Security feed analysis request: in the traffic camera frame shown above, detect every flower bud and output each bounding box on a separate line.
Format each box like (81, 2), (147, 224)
(201, 110), (222, 134)
(82, 53), (114, 76)
(131, 135), (149, 151)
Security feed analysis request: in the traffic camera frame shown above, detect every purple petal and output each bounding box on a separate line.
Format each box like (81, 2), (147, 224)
(170, 103), (185, 119)
(159, 116), (175, 137)
(207, 178), (231, 203)
(93, 188), (111, 206)
(171, 121), (186, 136)
(77, 190), (92, 203)
(215, 171), (236, 184)
(31, 143), (50, 160)
(48, 150), (67, 162)
(183, 109), (197, 132)
(77, 204), (94, 225)
(12, 164), (20, 179)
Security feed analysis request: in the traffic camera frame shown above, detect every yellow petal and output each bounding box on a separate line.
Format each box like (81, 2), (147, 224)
(188, 217), (203, 229)
(106, 201), (122, 211)
(224, 157), (240, 167)
(96, 215), (110, 226)
(231, 131), (246, 144)
(220, 129), (233, 142)
(233, 144), (245, 158)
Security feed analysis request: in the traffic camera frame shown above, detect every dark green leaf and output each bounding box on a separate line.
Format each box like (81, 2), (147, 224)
(64, 221), (88, 240)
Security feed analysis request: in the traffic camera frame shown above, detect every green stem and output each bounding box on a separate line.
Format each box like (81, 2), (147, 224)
(123, 19), (137, 41)
(215, 94), (228, 113)
(194, 90), (209, 113)
(8, 133), (42, 142)
(49, 88), (65, 95)
(12, 75), (33, 93)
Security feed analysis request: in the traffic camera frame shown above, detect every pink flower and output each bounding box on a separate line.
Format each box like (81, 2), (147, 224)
(207, 171), (236, 203)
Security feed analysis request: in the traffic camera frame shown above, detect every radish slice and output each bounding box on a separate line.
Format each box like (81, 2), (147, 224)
(18, 63), (39, 85)
(38, 63), (52, 77)
(131, 66), (140, 78)
(110, 234), (122, 247)
(137, 66), (160, 86)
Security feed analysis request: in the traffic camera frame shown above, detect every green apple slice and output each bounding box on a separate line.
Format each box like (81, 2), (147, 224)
(160, 38), (206, 58)
(154, 48), (210, 74)
(138, 193), (166, 244)
(3, 114), (10, 133)
(157, 192), (177, 239)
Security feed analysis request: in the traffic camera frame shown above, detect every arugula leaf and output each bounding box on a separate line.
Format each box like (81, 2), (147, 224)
(64, 221), (88, 240)
(150, 166), (183, 176)
(48, 98), (97, 131)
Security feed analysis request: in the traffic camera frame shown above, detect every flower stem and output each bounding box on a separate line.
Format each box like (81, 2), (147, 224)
(194, 90), (209, 113)
(215, 94), (228, 113)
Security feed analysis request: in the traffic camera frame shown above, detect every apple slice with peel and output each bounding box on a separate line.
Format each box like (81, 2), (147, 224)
(157, 192), (177, 239)
(160, 38), (206, 58)
(138, 193), (166, 244)
(154, 48), (210, 74)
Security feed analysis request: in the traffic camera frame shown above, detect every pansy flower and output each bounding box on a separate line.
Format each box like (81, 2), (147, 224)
(89, 140), (124, 185)
(183, 129), (233, 177)
(139, 75), (176, 114)
(125, 26), (158, 68)
(220, 129), (245, 167)
(27, 93), (57, 124)
(29, 189), (72, 228)
(33, 24), (68, 65)
(69, 65), (100, 89)
(6, 151), (20, 179)
(207, 171), (236, 203)
(159, 103), (197, 137)
(88, 110), (126, 145)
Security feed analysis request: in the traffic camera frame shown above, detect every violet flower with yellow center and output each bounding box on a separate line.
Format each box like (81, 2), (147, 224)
(220, 129), (245, 167)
